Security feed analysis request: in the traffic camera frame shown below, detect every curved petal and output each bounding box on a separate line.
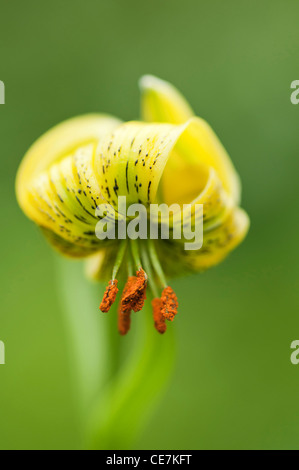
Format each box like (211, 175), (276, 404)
(93, 120), (187, 212)
(139, 75), (194, 124)
(155, 207), (250, 276)
(157, 168), (234, 235)
(16, 114), (122, 256)
(93, 117), (240, 213)
(174, 117), (241, 205)
(139, 76), (240, 204)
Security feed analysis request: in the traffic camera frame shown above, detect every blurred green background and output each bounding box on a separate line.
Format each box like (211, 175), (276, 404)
(1, 0), (299, 450)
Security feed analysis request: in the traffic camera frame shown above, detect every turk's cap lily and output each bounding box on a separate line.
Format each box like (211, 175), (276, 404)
(16, 76), (249, 334)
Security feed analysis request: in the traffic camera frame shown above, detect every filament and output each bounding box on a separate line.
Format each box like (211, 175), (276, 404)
(130, 239), (142, 270)
(148, 239), (167, 288)
(112, 239), (127, 280)
(140, 242), (159, 298)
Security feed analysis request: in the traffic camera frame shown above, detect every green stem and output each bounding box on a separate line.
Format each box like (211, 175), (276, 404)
(55, 257), (111, 428)
(87, 298), (176, 449)
(55, 256), (176, 450)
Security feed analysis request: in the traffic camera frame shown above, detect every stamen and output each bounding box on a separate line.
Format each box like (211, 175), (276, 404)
(140, 242), (159, 298)
(112, 240), (127, 280)
(130, 240), (142, 270)
(99, 279), (119, 312)
(148, 239), (167, 288)
(152, 298), (167, 334)
(127, 256), (133, 277)
(121, 268), (147, 313)
(118, 276), (135, 335)
(161, 286), (178, 321)
(118, 302), (131, 336)
(117, 267), (148, 335)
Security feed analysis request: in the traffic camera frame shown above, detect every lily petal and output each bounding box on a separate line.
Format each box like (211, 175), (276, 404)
(156, 207), (250, 276)
(93, 120), (186, 212)
(140, 76), (240, 204)
(140, 75), (194, 124)
(94, 117), (239, 213)
(159, 168), (233, 236)
(16, 114), (121, 256)
(176, 117), (241, 205)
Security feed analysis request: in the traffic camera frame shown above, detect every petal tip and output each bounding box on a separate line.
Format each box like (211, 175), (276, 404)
(139, 74), (168, 91)
(139, 75), (194, 124)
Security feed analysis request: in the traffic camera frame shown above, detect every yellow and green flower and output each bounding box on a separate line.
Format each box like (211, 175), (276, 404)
(16, 75), (249, 334)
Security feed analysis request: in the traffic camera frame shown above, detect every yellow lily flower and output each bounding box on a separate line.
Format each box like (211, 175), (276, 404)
(16, 76), (249, 334)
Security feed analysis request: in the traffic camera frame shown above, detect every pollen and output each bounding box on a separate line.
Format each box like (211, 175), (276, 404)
(99, 279), (119, 312)
(118, 276), (135, 335)
(152, 298), (167, 334)
(118, 302), (132, 336)
(117, 269), (148, 335)
(121, 268), (147, 313)
(161, 286), (178, 321)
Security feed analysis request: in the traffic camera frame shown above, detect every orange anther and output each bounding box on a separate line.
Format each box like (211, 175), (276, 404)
(152, 298), (167, 334)
(99, 279), (118, 313)
(161, 286), (178, 321)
